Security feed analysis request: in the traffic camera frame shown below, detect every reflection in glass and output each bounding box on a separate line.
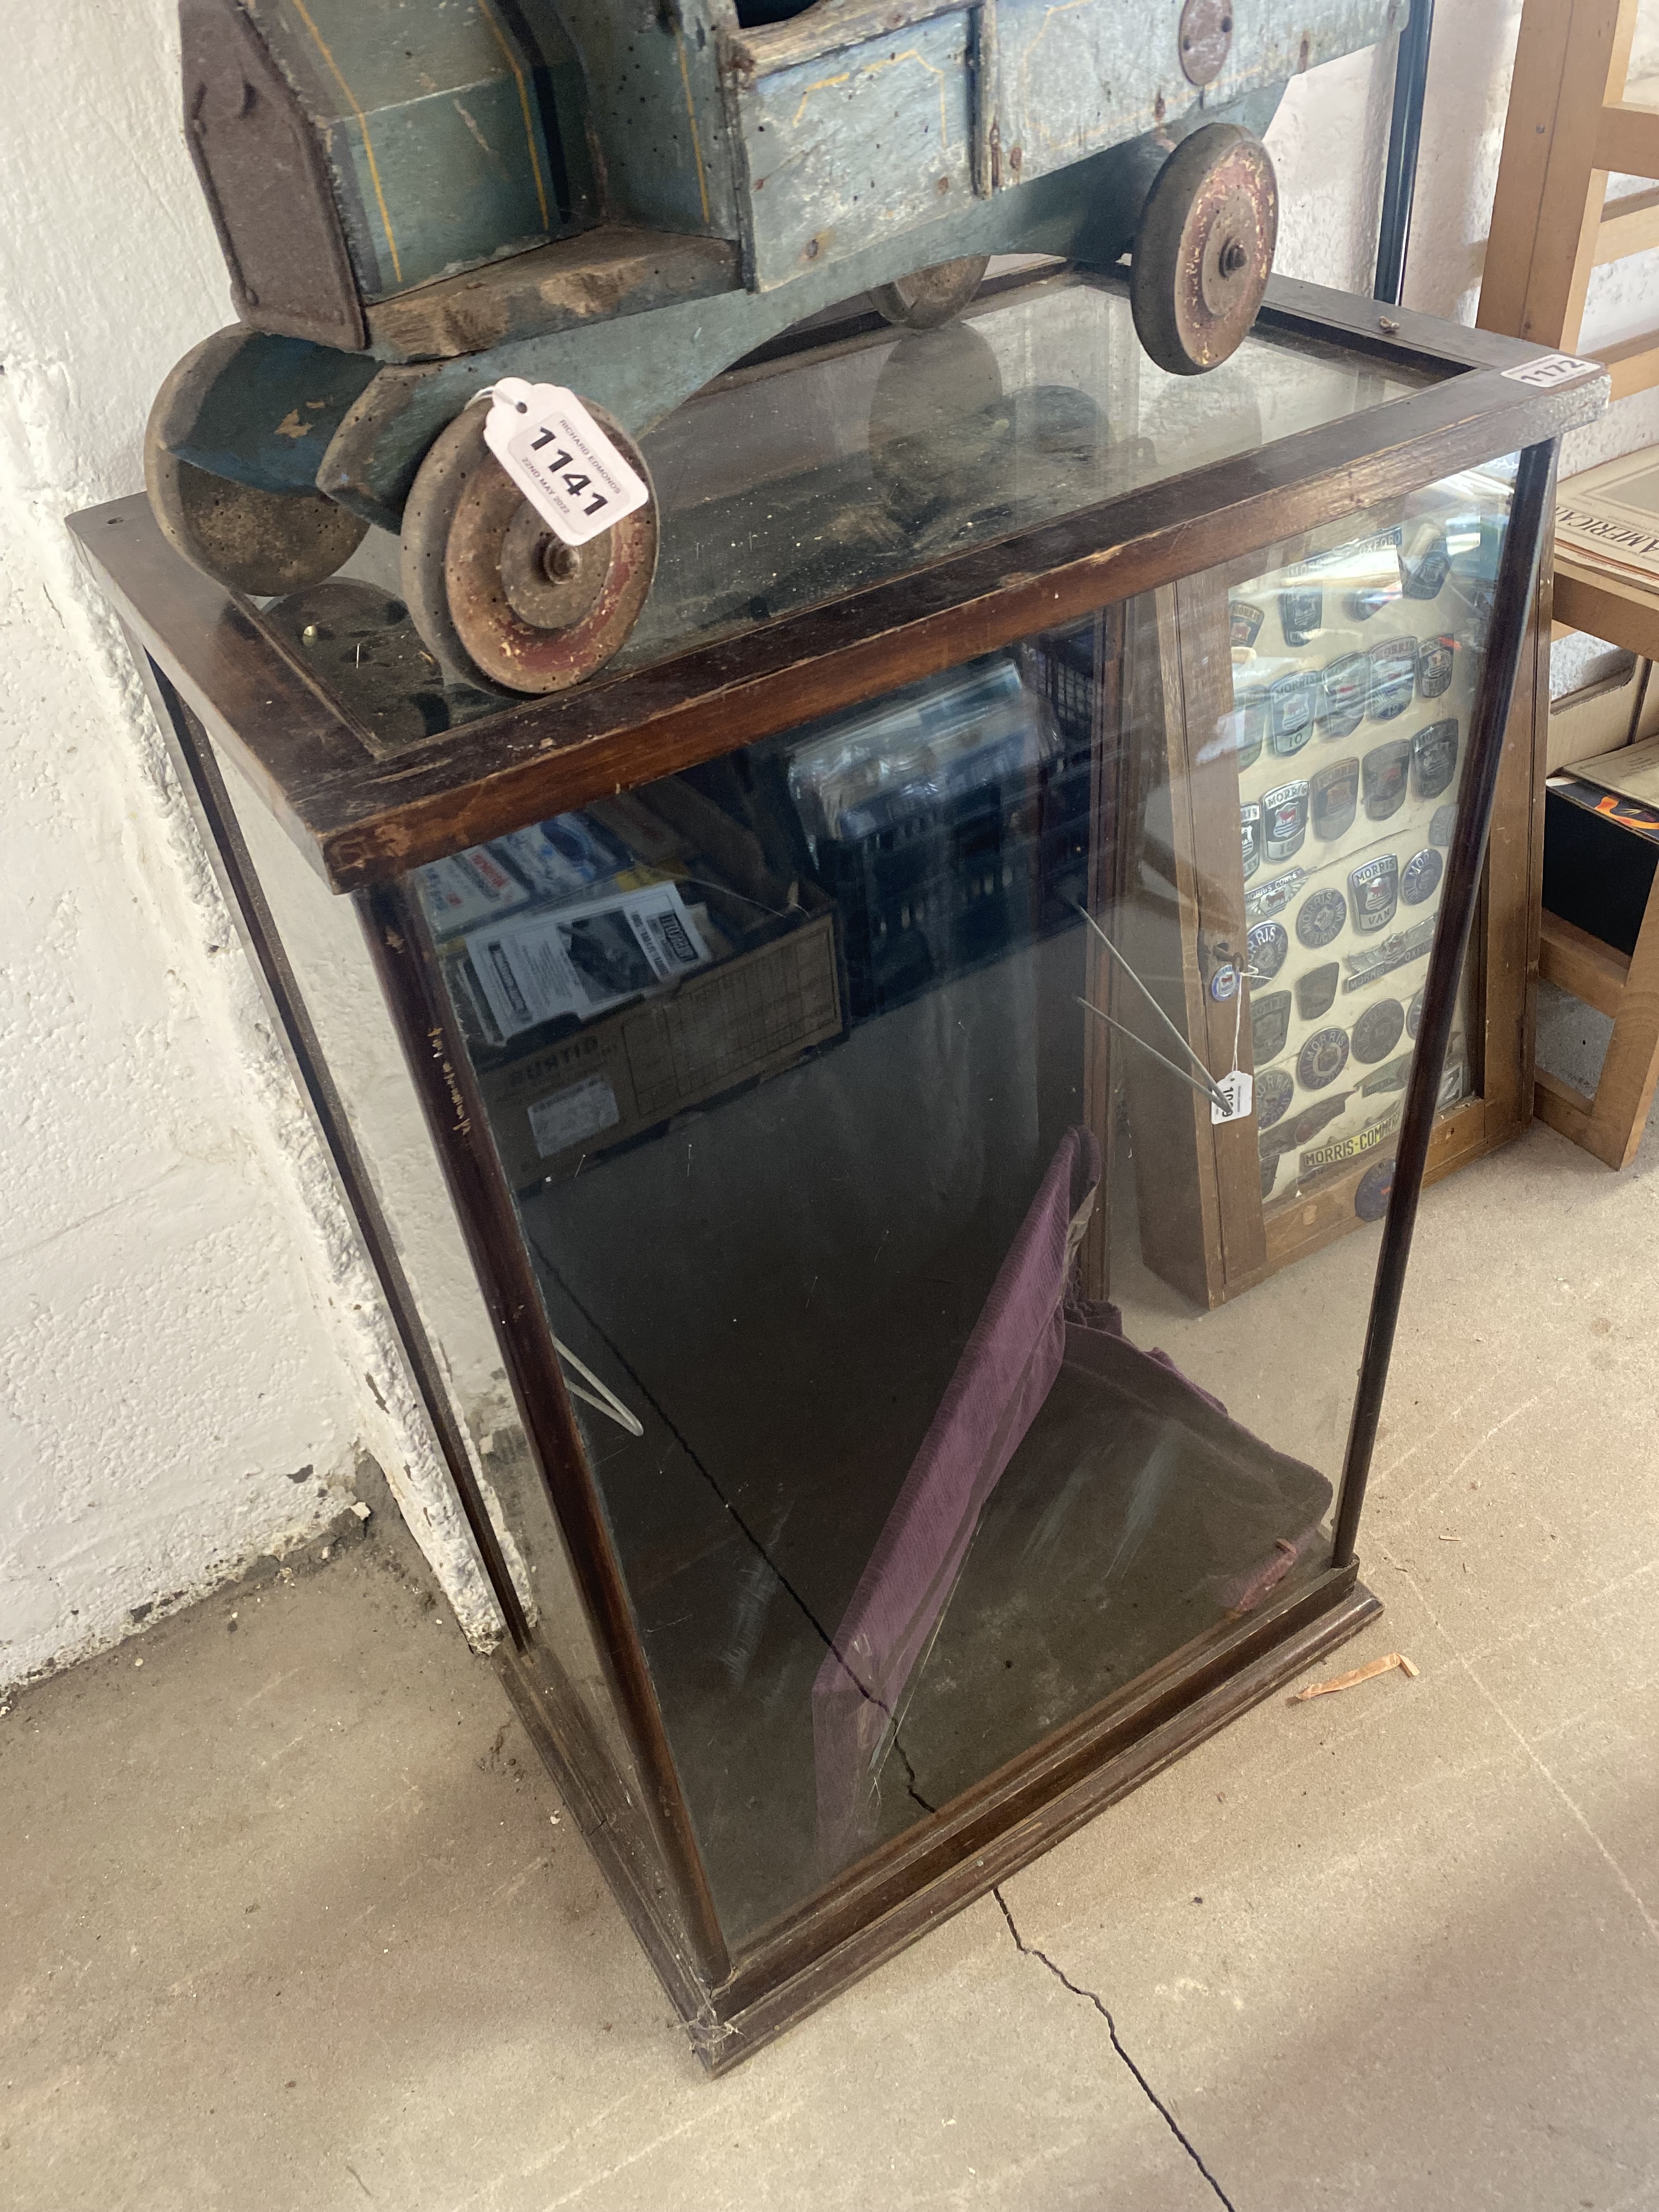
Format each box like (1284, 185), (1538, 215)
(208, 739), (652, 1805)
(409, 468), (1509, 1949)
(248, 273), (1436, 757)
(1234, 469), (1504, 1212)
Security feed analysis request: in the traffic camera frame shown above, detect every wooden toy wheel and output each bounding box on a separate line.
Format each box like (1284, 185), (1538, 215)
(1131, 124), (1278, 376)
(400, 401), (657, 695)
(870, 255), (990, 332)
(144, 331), (366, 596)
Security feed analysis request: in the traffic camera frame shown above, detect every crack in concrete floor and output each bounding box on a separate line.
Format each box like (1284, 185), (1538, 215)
(991, 1886), (1238, 2210)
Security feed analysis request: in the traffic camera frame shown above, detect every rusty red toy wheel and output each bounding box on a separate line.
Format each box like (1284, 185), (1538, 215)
(400, 399), (657, 695)
(1131, 125), (1278, 377)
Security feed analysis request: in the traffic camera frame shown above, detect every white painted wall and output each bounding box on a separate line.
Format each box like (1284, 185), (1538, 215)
(0, 0), (1633, 1689)
(0, 1), (499, 1690)
(1266, 0), (1659, 474)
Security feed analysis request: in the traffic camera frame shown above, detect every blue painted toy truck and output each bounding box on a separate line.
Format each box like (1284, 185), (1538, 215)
(149, 0), (1402, 690)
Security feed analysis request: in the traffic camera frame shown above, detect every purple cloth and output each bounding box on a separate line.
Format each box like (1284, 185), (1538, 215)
(810, 1125), (1332, 1871)
(811, 1127), (1102, 1868)
(1051, 1312), (1329, 1614)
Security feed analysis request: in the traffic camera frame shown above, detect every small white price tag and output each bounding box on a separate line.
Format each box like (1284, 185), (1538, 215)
(1211, 1069), (1254, 1125)
(1502, 352), (1601, 389)
(483, 376), (649, 547)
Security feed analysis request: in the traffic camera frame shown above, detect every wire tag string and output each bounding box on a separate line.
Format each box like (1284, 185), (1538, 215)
(1070, 900), (1230, 1110)
(1210, 966), (1254, 1126)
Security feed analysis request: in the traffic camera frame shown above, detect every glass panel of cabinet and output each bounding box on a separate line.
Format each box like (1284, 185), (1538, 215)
(77, 268), (1601, 2066)
(404, 467), (1505, 1951)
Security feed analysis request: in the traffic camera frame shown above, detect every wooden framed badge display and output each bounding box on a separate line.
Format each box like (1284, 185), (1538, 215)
(76, 269), (1601, 2069)
(1114, 478), (1543, 1309)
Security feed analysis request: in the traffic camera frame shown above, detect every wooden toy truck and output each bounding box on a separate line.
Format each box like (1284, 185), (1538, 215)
(148, 0), (1400, 691)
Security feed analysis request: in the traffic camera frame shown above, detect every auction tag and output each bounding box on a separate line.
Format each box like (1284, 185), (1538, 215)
(1211, 1069), (1254, 1125)
(483, 376), (648, 546)
(1502, 352), (1600, 389)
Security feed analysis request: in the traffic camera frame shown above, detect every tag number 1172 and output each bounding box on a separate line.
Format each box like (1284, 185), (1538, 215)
(528, 427), (608, 517)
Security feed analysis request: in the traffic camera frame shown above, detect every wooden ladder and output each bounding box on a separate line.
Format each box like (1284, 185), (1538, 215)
(1532, 904), (1659, 1169)
(1481, 0), (1659, 1168)
(1479, 0), (1659, 398)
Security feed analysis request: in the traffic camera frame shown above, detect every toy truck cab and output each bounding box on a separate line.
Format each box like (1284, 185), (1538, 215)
(150, 0), (1402, 692)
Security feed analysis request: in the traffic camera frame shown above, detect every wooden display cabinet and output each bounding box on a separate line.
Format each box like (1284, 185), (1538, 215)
(76, 267), (1601, 2070)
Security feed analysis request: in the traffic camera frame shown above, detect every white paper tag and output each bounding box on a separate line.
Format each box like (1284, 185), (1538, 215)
(466, 881), (710, 1041)
(1211, 1069), (1254, 1125)
(1502, 352), (1601, 389)
(529, 1073), (621, 1159)
(483, 376), (649, 546)
(416, 849), (531, 937)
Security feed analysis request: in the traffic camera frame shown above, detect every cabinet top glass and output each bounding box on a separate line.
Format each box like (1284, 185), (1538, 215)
(74, 270), (1604, 892)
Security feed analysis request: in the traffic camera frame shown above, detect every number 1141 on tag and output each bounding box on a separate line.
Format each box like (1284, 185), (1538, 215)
(483, 377), (650, 548)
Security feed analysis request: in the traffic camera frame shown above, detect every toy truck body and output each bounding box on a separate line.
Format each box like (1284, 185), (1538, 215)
(151, 0), (1402, 690)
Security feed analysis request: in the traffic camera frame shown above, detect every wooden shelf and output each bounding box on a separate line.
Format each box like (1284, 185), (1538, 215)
(1597, 329), (1659, 402)
(1553, 554), (1659, 658)
(1539, 908), (1631, 1016)
(1594, 98), (1659, 175)
(1593, 184), (1659, 262)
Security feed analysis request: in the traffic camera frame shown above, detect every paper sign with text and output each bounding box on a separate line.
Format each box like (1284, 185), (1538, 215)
(1501, 353), (1600, 390)
(484, 377), (649, 546)
(1211, 1070), (1254, 1125)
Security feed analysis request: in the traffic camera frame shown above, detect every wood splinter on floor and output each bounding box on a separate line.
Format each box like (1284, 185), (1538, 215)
(1289, 1651), (1419, 1702)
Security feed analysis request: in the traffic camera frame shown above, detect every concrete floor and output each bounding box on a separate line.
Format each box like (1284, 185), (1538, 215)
(6, 1108), (1659, 2212)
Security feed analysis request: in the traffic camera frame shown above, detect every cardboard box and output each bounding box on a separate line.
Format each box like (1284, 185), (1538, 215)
(1547, 653), (1659, 773)
(1543, 783), (1659, 956)
(479, 909), (843, 1190)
